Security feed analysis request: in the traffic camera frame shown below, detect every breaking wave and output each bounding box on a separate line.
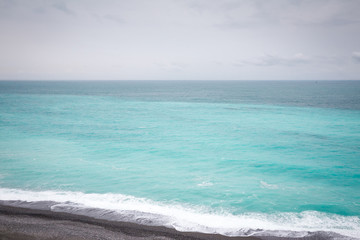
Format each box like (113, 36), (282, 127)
(0, 187), (359, 239)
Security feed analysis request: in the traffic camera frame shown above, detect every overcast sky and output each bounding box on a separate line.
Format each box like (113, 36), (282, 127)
(1, 0), (360, 80)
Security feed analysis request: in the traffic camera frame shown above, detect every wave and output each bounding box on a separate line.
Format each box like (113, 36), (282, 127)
(0, 187), (359, 239)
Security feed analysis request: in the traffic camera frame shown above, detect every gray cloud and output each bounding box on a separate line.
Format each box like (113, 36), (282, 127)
(0, 0), (15, 9)
(0, 0), (360, 80)
(92, 13), (125, 24)
(235, 53), (311, 67)
(156, 62), (188, 72)
(189, 0), (360, 29)
(102, 14), (125, 24)
(52, 2), (75, 16)
(352, 52), (360, 63)
(33, 7), (46, 14)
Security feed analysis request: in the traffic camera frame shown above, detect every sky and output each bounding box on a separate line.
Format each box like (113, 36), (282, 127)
(0, 0), (360, 80)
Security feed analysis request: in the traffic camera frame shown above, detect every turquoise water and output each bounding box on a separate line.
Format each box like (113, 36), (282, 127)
(0, 81), (360, 238)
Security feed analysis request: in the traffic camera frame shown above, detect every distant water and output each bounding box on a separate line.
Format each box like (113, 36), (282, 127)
(0, 81), (359, 239)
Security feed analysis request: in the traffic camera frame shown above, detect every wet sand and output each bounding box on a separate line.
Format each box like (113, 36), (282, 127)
(0, 204), (260, 240)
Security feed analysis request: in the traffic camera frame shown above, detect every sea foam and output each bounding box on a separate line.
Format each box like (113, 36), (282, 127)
(0, 187), (358, 239)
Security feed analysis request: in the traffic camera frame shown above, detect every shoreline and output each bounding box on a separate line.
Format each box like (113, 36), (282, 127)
(0, 203), (352, 240)
(0, 203), (260, 240)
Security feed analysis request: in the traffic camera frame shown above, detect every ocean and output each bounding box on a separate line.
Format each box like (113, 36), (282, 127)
(0, 80), (359, 239)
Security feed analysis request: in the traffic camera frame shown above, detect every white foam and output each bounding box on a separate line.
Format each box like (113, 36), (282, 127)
(0, 187), (359, 239)
(197, 181), (213, 187)
(260, 180), (279, 189)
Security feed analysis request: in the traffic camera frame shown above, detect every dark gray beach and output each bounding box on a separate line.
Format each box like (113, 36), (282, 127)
(0, 203), (260, 240)
(1, 203), (350, 240)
